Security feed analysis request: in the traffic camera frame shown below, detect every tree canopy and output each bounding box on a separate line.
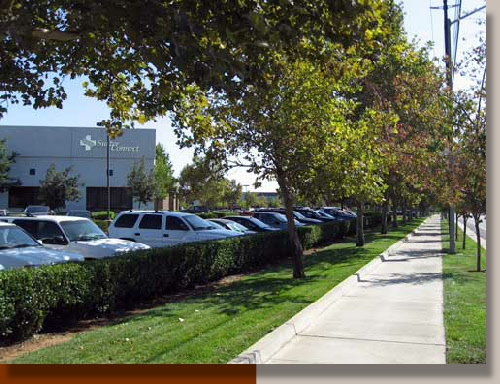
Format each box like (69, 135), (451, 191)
(1, 0), (388, 137)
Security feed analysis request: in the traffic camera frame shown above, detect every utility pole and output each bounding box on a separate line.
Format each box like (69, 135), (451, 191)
(106, 134), (111, 221)
(444, 0), (455, 254)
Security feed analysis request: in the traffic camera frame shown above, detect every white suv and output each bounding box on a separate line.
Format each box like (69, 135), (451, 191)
(2, 215), (150, 260)
(108, 211), (241, 248)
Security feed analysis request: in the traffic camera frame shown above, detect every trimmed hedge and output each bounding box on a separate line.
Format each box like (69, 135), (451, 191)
(92, 211), (116, 220)
(197, 211), (239, 219)
(94, 219), (109, 233)
(0, 216), (380, 343)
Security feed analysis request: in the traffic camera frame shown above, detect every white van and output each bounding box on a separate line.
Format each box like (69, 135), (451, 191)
(108, 211), (241, 248)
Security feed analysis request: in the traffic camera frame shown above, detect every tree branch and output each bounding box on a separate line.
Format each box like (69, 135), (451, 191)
(32, 28), (80, 41)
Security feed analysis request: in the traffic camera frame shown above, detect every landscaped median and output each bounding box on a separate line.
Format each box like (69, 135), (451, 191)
(441, 219), (486, 364)
(0, 216), (424, 363)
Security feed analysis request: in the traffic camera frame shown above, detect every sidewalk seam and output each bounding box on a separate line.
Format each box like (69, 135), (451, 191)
(293, 333), (447, 347)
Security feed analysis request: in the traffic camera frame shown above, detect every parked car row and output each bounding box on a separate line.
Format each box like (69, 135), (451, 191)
(1, 205), (357, 271)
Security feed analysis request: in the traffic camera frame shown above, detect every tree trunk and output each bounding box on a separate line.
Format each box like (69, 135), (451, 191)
(455, 212), (459, 240)
(402, 205), (407, 225)
(277, 173), (305, 279)
(474, 215), (482, 272)
(392, 207), (398, 228)
(381, 200), (388, 234)
(356, 200), (364, 247)
(462, 216), (467, 250)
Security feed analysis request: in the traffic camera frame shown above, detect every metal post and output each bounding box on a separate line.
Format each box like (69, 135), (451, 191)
(106, 134), (110, 221)
(444, 0), (455, 254)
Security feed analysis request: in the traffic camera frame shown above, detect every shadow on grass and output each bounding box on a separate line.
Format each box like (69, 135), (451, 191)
(38, 220), (423, 338)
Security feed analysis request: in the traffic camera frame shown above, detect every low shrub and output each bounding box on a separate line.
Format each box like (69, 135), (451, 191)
(94, 219), (109, 233)
(91, 211), (116, 220)
(0, 216), (381, 343)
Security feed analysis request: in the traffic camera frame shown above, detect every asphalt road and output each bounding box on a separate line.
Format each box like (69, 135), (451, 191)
(457, 214), (486, 242)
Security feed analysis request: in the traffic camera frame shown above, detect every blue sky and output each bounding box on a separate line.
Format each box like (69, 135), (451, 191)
(0, 0), (486, 191)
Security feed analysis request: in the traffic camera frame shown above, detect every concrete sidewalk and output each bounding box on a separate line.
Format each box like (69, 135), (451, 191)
(232, 215), (446, 364)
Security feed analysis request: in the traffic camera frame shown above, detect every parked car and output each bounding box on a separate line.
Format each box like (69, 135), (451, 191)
(66, 210), (92, 219)
(222, 215), (279, 232)
(208, 218), (257, 234)
(256, 209), (322, 225)
(321, 207), (356, 219)
(0, 222), (84, 270)
(294, 208), (336, 222)
(24, 205), (52, 216)
(3, 216), (150, 260)
(108, 211), (241, 248)
(252, 211), (304, 229)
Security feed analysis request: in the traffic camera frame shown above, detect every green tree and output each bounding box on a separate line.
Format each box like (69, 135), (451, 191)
(154, 143), (175, 202)
(127, 157), (155, 209)
(222, 179), (242, 209)
(244, 192), (259, 209)
(173, 55), (377, 278)
(0, 139), (19, 192)
(0, 0), (385, 137)
(39, 164), (82, 210)
(178, 156), (228, 209)
(452, 36), (486, 271)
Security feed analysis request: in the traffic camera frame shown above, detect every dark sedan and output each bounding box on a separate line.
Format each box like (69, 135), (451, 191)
(294, 208), (336, 222)
(222, 216), (278, 232)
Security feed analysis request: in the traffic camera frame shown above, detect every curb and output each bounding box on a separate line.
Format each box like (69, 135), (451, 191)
(228, 222), (422, 364)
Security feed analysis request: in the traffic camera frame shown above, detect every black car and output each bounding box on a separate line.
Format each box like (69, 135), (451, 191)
(294, 208), (336, 222)
(256, 208), (322, 225)
(222, 216), (278, 232)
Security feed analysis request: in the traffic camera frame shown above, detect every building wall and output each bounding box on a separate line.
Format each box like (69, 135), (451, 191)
(0, 126), (156, 211)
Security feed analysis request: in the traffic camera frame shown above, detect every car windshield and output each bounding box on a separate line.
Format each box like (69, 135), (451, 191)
(60, 220), (107, 242)
(68, 211), (91, 218)
(228, 221), (250, 232)
(293, 211), (306, 219)
(317, 211), (334, 218)
(208, 220), (225, 229)
(0, 227), (39, 249)
(247, 217), (270, 228)
(26, 206), (48, 213)
(274, 213), (288, 223)
(184, 215), (213, 230)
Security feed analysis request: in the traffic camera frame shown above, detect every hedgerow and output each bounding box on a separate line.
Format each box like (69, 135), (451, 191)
(0, 217), (382, 343)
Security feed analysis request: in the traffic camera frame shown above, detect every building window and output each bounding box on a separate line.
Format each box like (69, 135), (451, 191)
(109, 169), (113, 176)
(29, 169), (36, 175)
(86, 187), (132, 212)
(8, 187), (42, 208)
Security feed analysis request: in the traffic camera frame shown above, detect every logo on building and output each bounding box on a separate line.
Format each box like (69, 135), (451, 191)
(80, 135), (97, 151)
(79, 134), (140, 153)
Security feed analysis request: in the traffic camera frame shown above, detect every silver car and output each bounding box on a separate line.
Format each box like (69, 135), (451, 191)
(3, 216), (151, 260)
(0, 222), (84, 270)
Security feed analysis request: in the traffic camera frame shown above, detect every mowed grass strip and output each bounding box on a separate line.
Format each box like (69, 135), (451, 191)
(441, 219), (486, 364)
(6, 218), (425, 364)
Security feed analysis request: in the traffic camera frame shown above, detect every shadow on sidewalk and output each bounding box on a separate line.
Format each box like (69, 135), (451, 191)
(357, 272), (442, 286)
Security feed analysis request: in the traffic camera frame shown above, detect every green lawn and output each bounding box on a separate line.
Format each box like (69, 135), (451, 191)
(6, 218), (425, 364)
(441, 219), (486, 364)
